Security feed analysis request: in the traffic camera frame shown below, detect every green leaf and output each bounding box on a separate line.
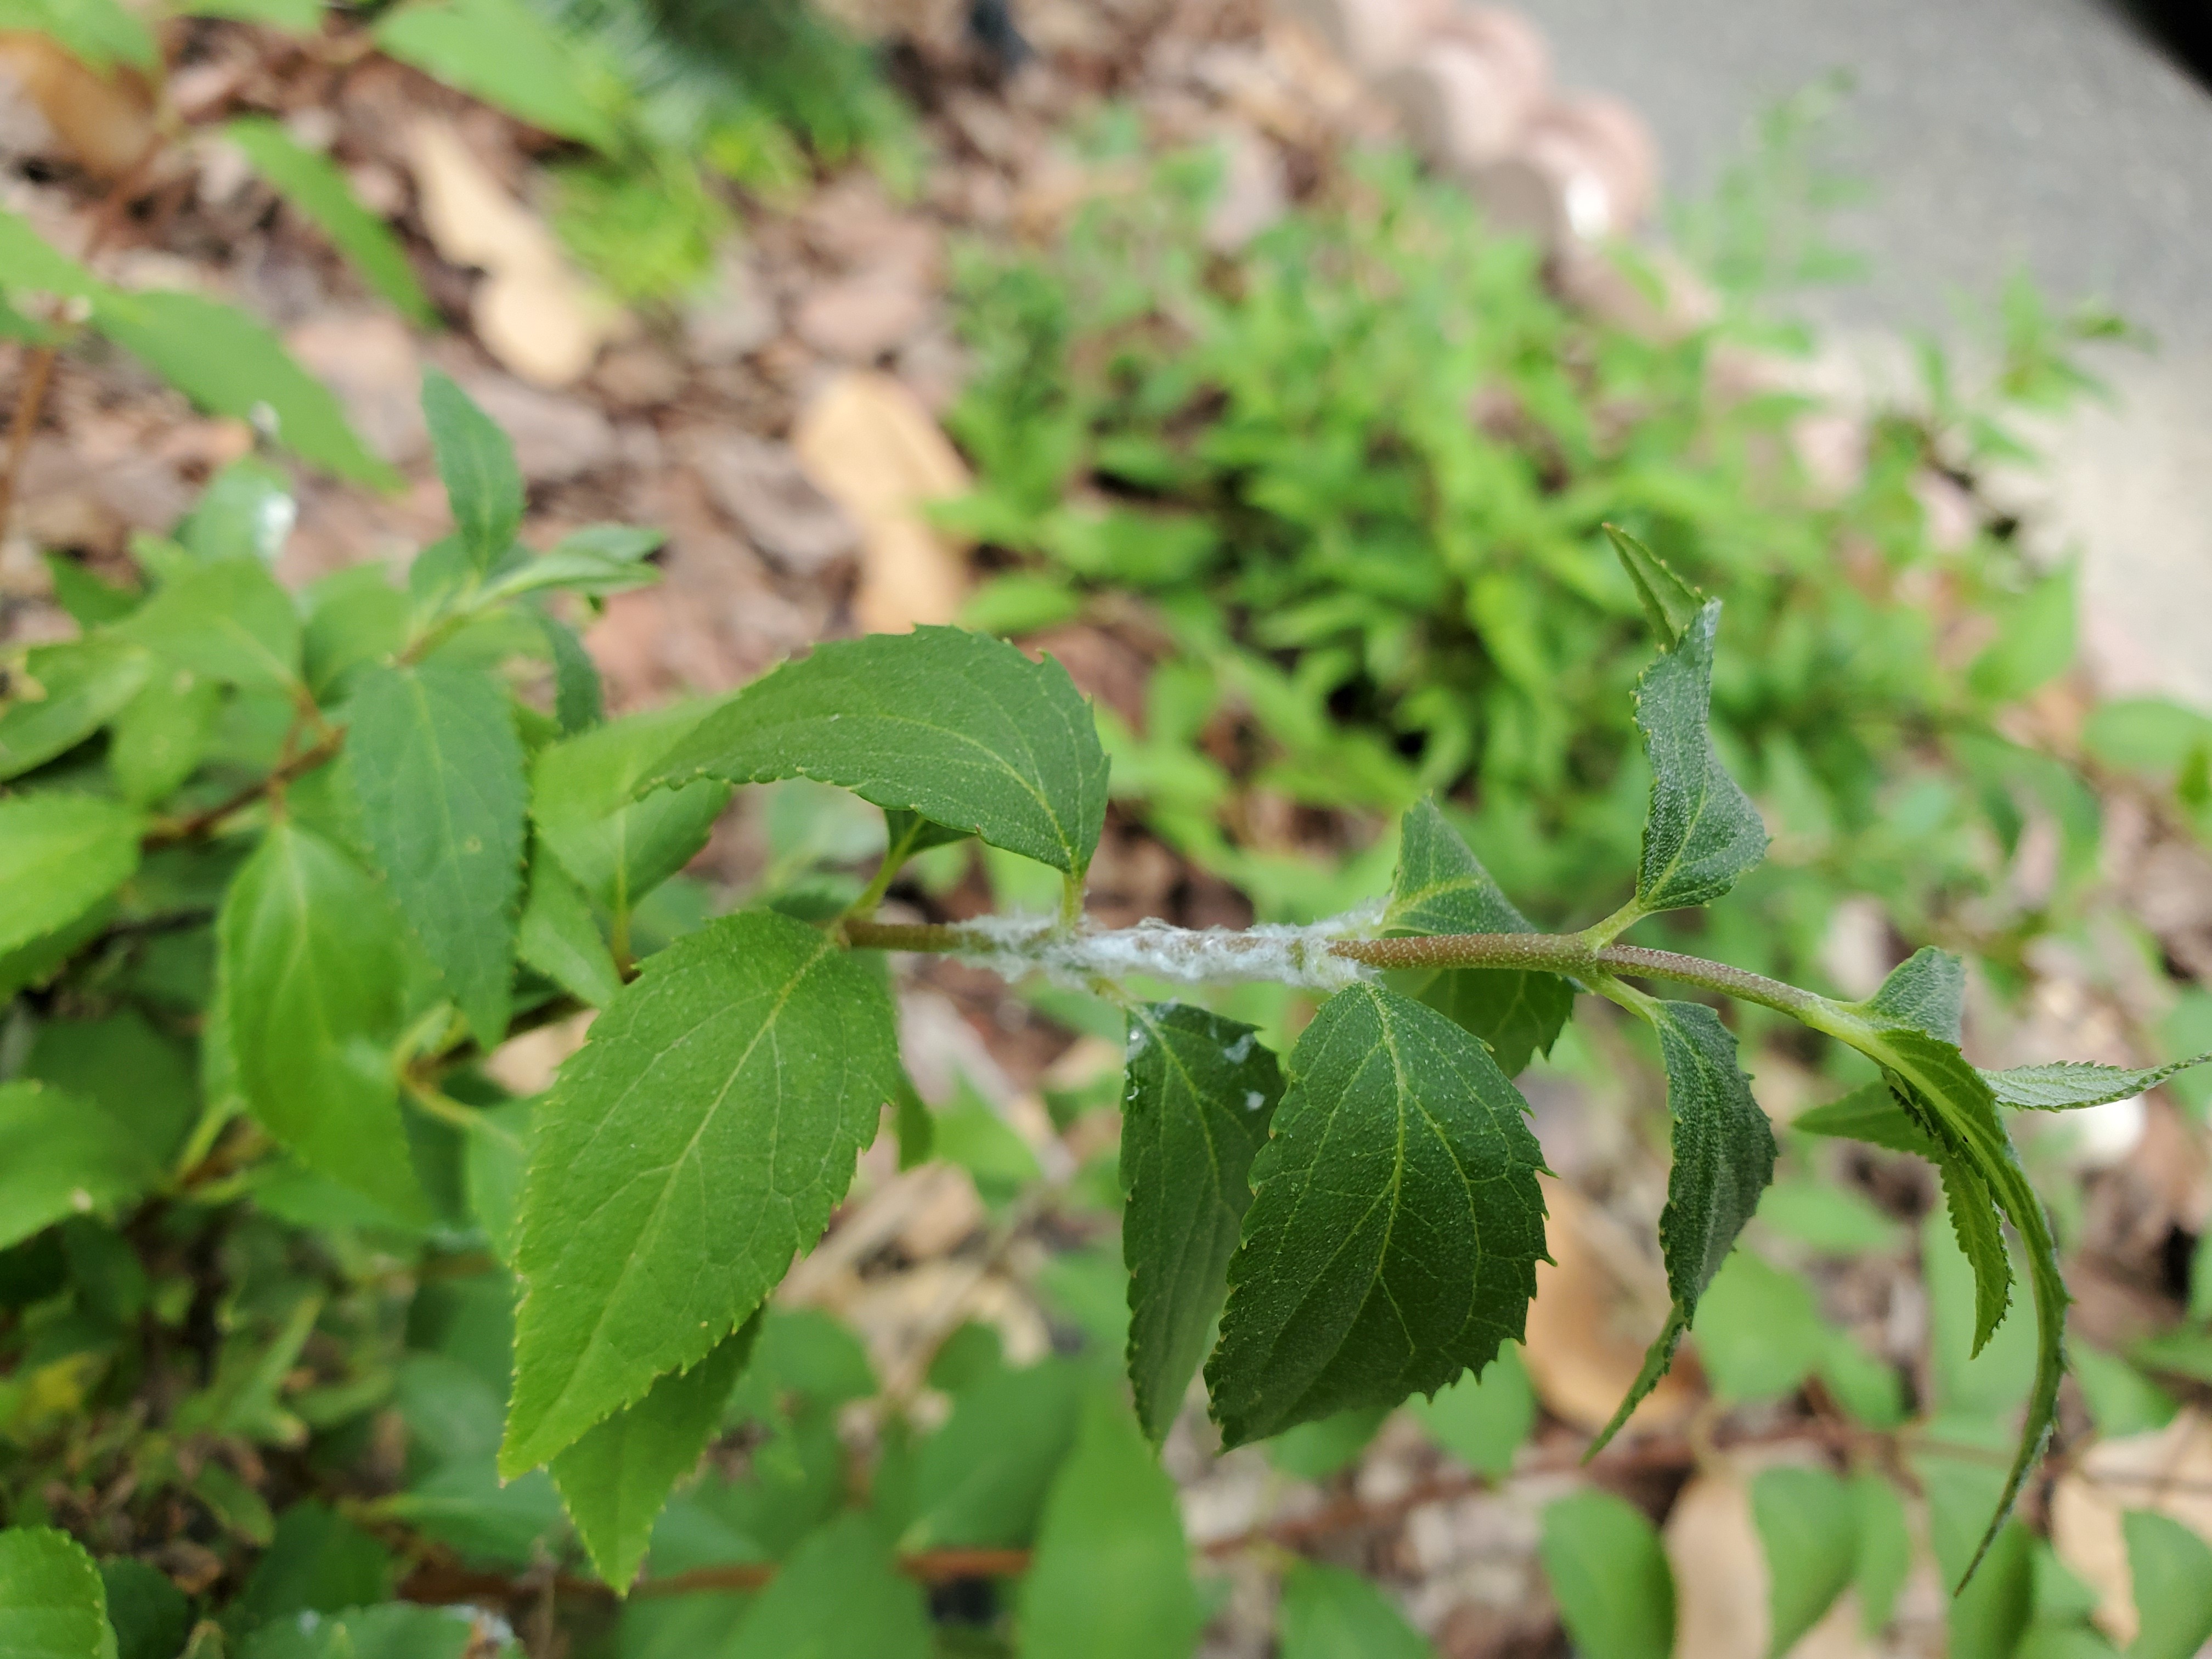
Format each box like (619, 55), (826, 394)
(42, 554), (137, 626)
(533, 702), (733, 916)
(1983, 1053), (2212, 1111)
(1207, 983), (1546, 1446)
(177, 456), (298, 566)
(109, 667), (221, 805)
(501, 910), (902, 1474)
(1278, 1561), (1435, 1659)
(1752, 1465), (1857, 1657)
(112, 557), (303, 692)
(1852, 1470), (1911, 1634)
(373, 0), (619, 151)
(1630, 600), (1768, 912)
(1605, 523), (1703, 647)
(0, 793), (142, 956)
(2123, 1510), (2212, 1659)
(421, 370), (524, 573)
(0, 1526), (117, 1659)
(1409, 1341), (1534, 1478)
(24, 1008), (199, 1167)
(224, 120), (433, 326)
(552, 1316), (757, 1588)
(0, 637), (150, 779)
(100, 1558), (188, 1659)
(905, 1357), (1085, 1548)
(1854, 946), (1966, 1043)
(88, 290), (395, 486)
(1121, 1002), (1282, 1442)
(1792, 1080), (1939, 1156)
(218, 821), (424, 1219)
(230, 1502), (393, 1635)
(1594, 1000), (1774, 1448)
(1970, 568), (2075, 702)
(1019, 1390), (1203, 1659)
(0, 205), (102, 298)
(0, 1081), (160, 1250)
(235, 1604), (477, 1659)
(647, 627), (1111, 879)
(347, 663), (528, 1045)
(1538, 1490), (1675, 1659)
(1381, 797), (1573, 1075)
(725, 1514), (932, 1659)
(517, 838), (623, 1007)
(533, 608), (602, 735)
(483, 523), (664, 603)
(1266, 1404), (1389, 1480)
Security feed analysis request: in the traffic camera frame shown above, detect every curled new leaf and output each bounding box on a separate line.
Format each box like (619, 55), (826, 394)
(1604, 523), (1703, 648)
(1207, 984), (1546, 1446)
(646, 627), (1110, 878)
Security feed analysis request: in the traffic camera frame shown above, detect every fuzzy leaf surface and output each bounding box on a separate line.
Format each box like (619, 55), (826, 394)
(1019, 1391), (1203, 1659)
(1609, 1001), (1776, 1444)
(0, 794), (142, 957)
(647, 627), (1110, 877)
(0, 1081), (160, 1251)
(114, 558), (302, 692)
(348, 663), (527, 1046)
(532, 702), (732, 915)
(0, 638), (150, 780)
(1983, 1053), (2212, 1111)
(502, 910), (901, 1474)
(551, 1316), (758, 1588)
(1381, 797), (1572, 1075)
(218, 821), (424, 1219)
(1206, 984), (1546, 1446)
(224, 120), (433, 325)
(1631, 600), (1768, 912)
(1605, 524), (1703, 648)
(421, 370), (523, 573)
(1120, 1003), (1282, 1441)
(1854, 946), (1966, 1043)
(0, 1526), (116, 1659)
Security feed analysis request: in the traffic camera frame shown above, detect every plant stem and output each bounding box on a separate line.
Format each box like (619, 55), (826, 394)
(142, 725), (347, 849)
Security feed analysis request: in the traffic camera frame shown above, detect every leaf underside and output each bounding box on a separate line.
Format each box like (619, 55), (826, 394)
(1206, 983), (1547, 1446)
(1982, 1051), (2212, 1110)
(1631, 600), (1769, 913)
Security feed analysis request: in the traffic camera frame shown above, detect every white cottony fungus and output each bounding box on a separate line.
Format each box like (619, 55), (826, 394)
(947, 906), (1384, 993)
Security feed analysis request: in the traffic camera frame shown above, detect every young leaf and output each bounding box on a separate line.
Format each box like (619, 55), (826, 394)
(551, 1316), (758, 1588)
(1120, 1003), (1282, 1441)
(906, 1358), (1085, 1549)
(109, 668), (221, 806)
(1019, 1390), (1203, 1659)
(1206, 983), (1547, 1446)
(725, 1513), (932, 1659)
(113, 557), (303, 692)
(1382, 797), (1573, 1075)
(1595, 1000), (1776, 1447)
(532, 608), (602, 735)
(421, 370), (524, 573)
(501, 910), (901, 1474)
(0, 1526), (117, 1659)
(1277, 1561), (1435, 1659)
(0, 793), (143, 956)
(224, 119), (435, 326)
(1538, 1490), (1675, 1659)
(88, 289), (394, 486)
(1605, 523), (1703, 648)
(219, 821), (425, 1220)
(516, 839), (623, 1008)
(1982, 1053), (2212, 1111)
(647, 627), (1111, 879)
(373, 0), (620, 152)
(532, 703), (733, 916)
(100, 1558), (188, 1659)
(1792, 1080), (1940, 1157)
(0, 1081), (161, 1251)
(347, 663), (528, 1046)
(2122, 1510), (2212, 1659)
(1854, 945), (1966, 1043)
(1752, 1465), (1858, 1657)
(1630, 600), (1768, 912)
(482, 524), (664, 603)
(0, 637), (150, 779)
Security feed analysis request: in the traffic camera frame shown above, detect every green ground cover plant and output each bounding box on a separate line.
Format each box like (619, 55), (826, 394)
(4, 376), (2211, 1656)
(944, 138), (2126, 1002)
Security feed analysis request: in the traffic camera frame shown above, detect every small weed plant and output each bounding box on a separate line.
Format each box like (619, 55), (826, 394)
(3, 379), (2210, 1655)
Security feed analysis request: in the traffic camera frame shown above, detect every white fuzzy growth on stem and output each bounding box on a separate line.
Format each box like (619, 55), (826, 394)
(950, 906), (1382, 993)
